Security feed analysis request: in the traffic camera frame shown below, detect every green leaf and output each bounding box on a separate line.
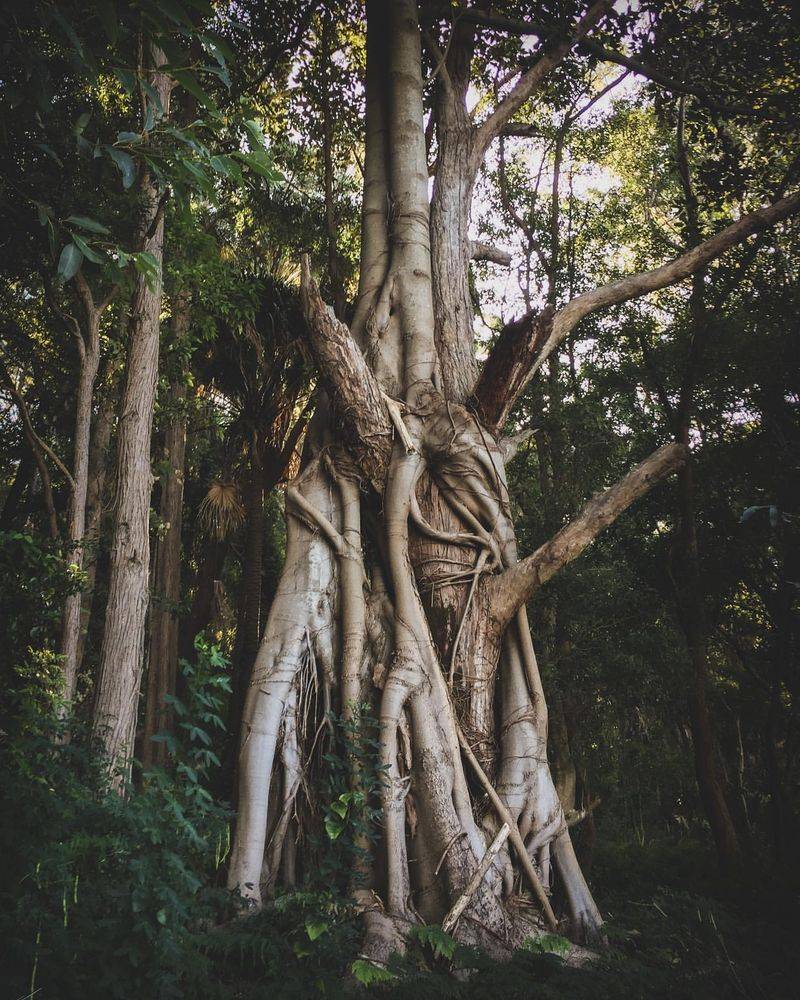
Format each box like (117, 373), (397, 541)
(324, 814), (344, 840)
(330, 795), (348, 819)
(57, 243), (83, 283)
(156, 908), (168, 925)
(235, 150), (283, 185)
(523, 932), (571, 956)
(113, 67), (136, 95)
(107, 146), (136, 188)
(209, 154), (243, 184)
(351, 960), (396, 985)
(73, 112), (91, 136)
(65, 215), (111, 235)
(305, 919), (329, 942)
(117, 131), (143, 144)
(36, 143), (64, 168)
(244, 119), (266, 149)
(411, 924), (457, 960)
(70, 234), (106, 265)
(172, 70), (218, 112)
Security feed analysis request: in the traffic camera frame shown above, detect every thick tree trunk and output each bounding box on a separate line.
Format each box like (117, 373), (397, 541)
(224, 451), (265, 789)
(93, 61), (172, 772)
(224, 0), (793, 962)
(141, 293), (190, 767)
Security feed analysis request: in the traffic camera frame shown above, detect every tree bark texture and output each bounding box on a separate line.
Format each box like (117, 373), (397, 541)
(93, 59), (172, 772)
(226, 0), (798, 959)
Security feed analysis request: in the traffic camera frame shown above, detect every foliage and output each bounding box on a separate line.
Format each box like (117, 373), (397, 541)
(0, 640), (233, 999)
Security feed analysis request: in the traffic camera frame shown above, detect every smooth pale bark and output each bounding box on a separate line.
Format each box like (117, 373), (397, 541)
(93, 61), (172, 772)
(228, 0), (799, 959)
(142, 293), (190, 768)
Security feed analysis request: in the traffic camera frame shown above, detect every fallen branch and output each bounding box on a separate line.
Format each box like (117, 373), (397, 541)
(457, 726), (558, 931)
(442, 822), (510, 934)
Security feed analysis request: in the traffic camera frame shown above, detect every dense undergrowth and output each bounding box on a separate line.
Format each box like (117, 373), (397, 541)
(2, 530), (798, 999)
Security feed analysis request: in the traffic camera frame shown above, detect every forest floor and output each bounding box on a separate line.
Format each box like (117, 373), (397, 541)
(213, 836), (800, 1000)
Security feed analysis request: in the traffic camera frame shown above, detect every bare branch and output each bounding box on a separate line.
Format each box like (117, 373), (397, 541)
(472, 0), (613, 161)
(578, 38), (800, 126)
(470, 306), (554, 433)
(469, 240), (512, 267)
(528, 191), (800, 381)
(441, 822), (510, 934)
(491, 443), (687, 622)
(456, 725), (558, 931)
(299, 255), (391, 489)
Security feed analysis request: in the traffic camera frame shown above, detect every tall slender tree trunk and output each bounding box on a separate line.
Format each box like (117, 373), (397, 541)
(60, 274), (117, 707)
(93, 58), (172, 772)
(75, 378), (117, 673)
(60, 325), (100, 705)
(141, 291), (191, 767)
(674, 451), (743, 870)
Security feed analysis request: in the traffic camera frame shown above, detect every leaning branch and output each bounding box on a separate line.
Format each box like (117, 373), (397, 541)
(527, 191), (800, 387)
(456, 726), (558, 931)
(491, 443), (687, 622)
(300, 255), (392, 490)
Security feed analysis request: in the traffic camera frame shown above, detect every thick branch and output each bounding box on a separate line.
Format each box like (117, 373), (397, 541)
(470, 306), (554, 433)
(469, 240), (512, 267)
(472, 0), (612, 161)
(300, 256), (391, 489)
(530, 191), (800, 382)
(491, 443), (687, 622)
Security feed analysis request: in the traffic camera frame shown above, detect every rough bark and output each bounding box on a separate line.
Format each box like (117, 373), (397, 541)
(93, 57), (172, 773)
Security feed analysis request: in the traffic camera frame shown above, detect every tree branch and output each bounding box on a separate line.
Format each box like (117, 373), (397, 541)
(472, 0), (612, 161)
(490, 443), (687, 622)
(299, 255), (391, 489)
(527, 191), (800, 383)
(469, 240), (512, 267)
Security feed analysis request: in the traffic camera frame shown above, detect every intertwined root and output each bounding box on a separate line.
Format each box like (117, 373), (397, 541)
(228, 400), (602, 953)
